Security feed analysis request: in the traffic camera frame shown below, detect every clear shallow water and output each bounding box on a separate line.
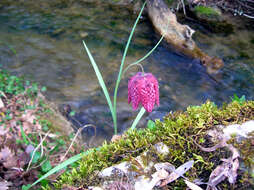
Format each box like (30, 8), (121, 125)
(0, 0), (253, 145)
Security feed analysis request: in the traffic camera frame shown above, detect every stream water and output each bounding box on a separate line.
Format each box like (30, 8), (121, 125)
(0, 0), (253, 145)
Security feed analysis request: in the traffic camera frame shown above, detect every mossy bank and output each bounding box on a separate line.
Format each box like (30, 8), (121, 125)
(50, 100), (254, 189)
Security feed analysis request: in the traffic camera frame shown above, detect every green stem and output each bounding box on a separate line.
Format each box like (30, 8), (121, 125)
(113, 1), (147, 135)
(126, 35), (164, 70)
(130, 107), (146, 130)
(123, 63), (144, 77)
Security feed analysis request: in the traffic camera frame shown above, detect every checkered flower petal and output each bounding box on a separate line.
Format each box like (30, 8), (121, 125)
(128, 72), (159, 112)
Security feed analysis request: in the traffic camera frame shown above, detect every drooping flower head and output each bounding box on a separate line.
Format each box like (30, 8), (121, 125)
(128, 72), (159, 112)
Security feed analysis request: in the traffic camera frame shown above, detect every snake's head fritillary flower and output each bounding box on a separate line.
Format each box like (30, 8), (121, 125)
(128, 72), (159, 112)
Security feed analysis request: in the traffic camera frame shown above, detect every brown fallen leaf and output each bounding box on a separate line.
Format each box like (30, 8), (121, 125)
(196, 138), (240, 189)
(3, 156), (18, 169)
(0, 147), (18, 169)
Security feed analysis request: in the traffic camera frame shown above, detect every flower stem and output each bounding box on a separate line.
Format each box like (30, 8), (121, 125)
(130, 107), (146, 130)
(129, 35), (164, 67)
(113, 1), (147, 135)
(123, 63), (144, 77)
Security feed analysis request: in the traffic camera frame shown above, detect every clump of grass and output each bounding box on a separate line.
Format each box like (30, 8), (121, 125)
(51, 100), (254, 189)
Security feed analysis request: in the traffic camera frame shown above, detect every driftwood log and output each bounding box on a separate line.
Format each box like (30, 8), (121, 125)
(147, 0), (224, 74)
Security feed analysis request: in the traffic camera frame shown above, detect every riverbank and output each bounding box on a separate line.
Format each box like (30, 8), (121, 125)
(49, 98), (254, 190)
(1, 69), (253, 189)
(0, 69), (82, 189)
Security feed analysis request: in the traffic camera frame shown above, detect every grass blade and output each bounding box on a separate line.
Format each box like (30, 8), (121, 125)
(82, 40), (116, 129)
(113, 0), (147, 134)
(130, 107), (146, 130)
(29, 153), (83, 188)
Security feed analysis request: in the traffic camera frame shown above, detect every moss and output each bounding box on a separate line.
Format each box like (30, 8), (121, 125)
(194, 6), (220, 18)
(51, 100), (254, 189)
(193, 5), (234, 34)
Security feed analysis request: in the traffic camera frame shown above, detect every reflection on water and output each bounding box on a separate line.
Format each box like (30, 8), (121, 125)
(0, 0), (253, 145)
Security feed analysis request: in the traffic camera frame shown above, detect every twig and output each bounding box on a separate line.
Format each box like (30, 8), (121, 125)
(181, 0), (187, 16)
(26, 130), (50, 171)
(39, 133), (44, 157)
(243, 13), (254, 18)
(60, 124), (96, 162)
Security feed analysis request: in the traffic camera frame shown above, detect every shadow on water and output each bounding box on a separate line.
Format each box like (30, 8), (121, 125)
(0, 0), (253, 146)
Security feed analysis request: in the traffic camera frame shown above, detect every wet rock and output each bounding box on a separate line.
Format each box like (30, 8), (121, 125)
(147, 0), (224, 74)
(220, 120), (254, 142)
(208, 120), (254, 142)
(97, 142), (171, 189)
(192, 5), (234, 34)
(200, 55), (224, 75)
(98, 161), (132, 178)
(134, 169), (169, 190)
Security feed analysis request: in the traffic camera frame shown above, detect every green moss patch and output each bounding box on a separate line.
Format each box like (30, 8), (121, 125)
(194, 6), (220, 18)
(52, 100), (254, 189)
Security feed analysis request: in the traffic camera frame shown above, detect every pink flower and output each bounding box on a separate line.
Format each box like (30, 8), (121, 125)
(128, 72), (159, 112)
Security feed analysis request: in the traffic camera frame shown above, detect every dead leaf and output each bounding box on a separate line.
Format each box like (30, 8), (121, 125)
(184, 179), (203, 190)
(0, 147), (17, 169)
(0, 181), (12, 190)
(195, 137), (240, 189)
(160, 160), (194, 187)
(194, 139), (227, 152)
(0, 147), (13, 162)
(3, 156), (17, 169)
(207, 162), (228, 189)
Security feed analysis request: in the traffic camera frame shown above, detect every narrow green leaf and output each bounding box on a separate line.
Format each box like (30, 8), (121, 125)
(126, 35), (164, 71)
(20, 125), (29, 145)
(130, 107), (146, 130)
(82, 41), (116, 130)
(29, 153), (83, 188)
